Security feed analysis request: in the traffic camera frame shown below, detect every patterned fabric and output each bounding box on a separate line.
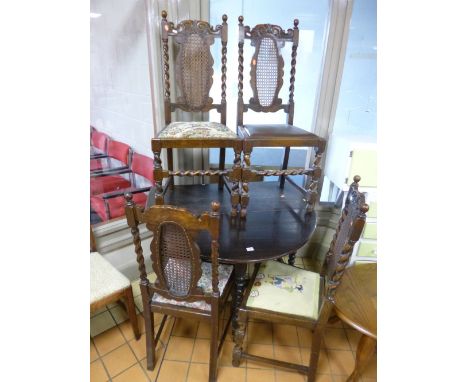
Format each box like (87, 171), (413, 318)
(90, 252), (130, 305)
(158, 121), (237, 139)
(152, 262), (233, 311)
(246, 260), (321, 320)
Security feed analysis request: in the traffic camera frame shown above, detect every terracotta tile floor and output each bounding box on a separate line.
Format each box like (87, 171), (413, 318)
(91, 258), (377, 381)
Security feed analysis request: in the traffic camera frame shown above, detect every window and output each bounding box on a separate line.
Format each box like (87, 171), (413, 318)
(209, 0), (330, 176)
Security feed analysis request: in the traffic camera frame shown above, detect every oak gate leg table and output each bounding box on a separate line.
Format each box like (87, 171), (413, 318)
(334, 262), (377, 382)
(148, 179), (318, 328)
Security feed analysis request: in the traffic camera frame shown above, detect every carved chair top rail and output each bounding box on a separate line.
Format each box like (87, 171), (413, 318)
(161, 10), (228, 120)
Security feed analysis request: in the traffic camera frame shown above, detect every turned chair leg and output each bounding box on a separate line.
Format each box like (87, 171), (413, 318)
(232, 310), (247, 367)
(124, 287), (140, 340)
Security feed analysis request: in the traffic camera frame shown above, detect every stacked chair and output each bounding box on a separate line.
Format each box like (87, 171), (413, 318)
(152, 11), (244, 217)
(236, 17), (327, 217)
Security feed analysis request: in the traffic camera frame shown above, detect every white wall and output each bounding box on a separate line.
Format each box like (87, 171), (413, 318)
(90, 0), (154, 157)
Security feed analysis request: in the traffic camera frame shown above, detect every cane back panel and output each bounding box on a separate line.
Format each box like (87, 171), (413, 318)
(125, 197), (222, 303)
(238, 18), (299, 118)
(161, 11), (228, 118)
(325, 176), (369, 300)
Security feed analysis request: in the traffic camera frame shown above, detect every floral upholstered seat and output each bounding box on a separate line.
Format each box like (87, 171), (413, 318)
(246, 260), (321, 320)
(152, 262), (233, 311)
(158, 121), (237, 139)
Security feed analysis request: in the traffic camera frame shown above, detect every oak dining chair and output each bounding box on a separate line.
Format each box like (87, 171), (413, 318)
(231, 175), (368, 382)
(125, 196), (235, 382)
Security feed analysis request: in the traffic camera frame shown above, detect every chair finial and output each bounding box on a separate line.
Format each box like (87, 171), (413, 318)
(222, 14), (228, 23)
(360, 203), (369, 213)
(353, 175), (361, 184)
(294, 19), (299, 28)
(161, 10), (167, 19)
(238, 15), (244, 25)
(211, 201), (220, 214)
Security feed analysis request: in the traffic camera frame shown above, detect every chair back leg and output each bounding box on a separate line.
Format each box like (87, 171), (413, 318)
(124, 287), (141, 340)
(141, 287), (156, 370)
(209, 305), (220, 382)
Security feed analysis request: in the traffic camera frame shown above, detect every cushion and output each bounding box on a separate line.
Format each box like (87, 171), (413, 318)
(158, 122), (237, 139)
(242, 124), (316, 138)
(90, 252), (130, 305)
(90, 192), (148, 221)
(152, 262), (233, 311)
(90, 159), (104, 171)
(246, 260), (321, 320)
(90, 175), (131, 195)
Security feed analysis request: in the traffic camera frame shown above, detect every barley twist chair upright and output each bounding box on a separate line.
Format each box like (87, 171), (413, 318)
(153, 11), (243, 217)
(236, 16), (327, 218)
(125, 195), (235, 382)
(231, 175), (368, 382)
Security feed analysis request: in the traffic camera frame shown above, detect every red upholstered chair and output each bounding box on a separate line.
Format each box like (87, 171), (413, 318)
(91, 153), (154, 222)
(90, 140), (132, 195)
(90, 130), (110, 171)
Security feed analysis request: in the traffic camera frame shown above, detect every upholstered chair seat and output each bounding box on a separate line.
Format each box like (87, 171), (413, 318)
(152, 262), (233, 311)
(90, 252), (131, 305)
(158, 121), (237, 139)
(246, 260), (321, 320)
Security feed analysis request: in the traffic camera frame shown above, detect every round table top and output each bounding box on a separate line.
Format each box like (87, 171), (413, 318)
(156, 180), (317, 264)
(334, 263), (377, 339)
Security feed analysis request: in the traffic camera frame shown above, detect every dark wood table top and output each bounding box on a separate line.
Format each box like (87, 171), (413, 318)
(334, 263), (377, 339)
(153, 181), (317, 264)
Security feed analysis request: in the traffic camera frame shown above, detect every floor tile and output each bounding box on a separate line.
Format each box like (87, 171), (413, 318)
(323, 328), (351, 351)
(109, 304), (129, 325)
(273, 324), (299, 347)
(131, 279), (142, 297)
(216, 366), (246, 382)
(91, 340), (99, 362)
(90, 359), (109, 382)
(196, 321), (211, 339)
(275, 369), (306, 382)
(327, 349), (355, 376)
(91, 311), (117, 337)
(129, 336), (147, 361)
(247, 368), (275, 382)
(274, 345), (302, 364)
(315, 374), (333, 382)
(93, 326), (125, 356)
(164, 336), (194, 361)
(119, 314), (146, 341)
(91, 306), (108, 318)
(186, 363), (209, 382)
(297, 327), (313, 348)
(157, 360), (189, 382)
(191, 339), (210, 363)
(245, 343), (275, 370)
(112, 363), (149, 382)
(344, 329), (361, 351)
(172, 317), (199, 338)
(299, 347), (330, 374)
(101, 344), (138, 377)
(247, 322), (273, 344)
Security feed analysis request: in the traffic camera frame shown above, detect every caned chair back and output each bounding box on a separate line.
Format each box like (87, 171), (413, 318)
(125, 196), (221, 303)
(325, 175), (368, 299)
(237, 17), (299, 126)
(160, 11), (228, 125)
